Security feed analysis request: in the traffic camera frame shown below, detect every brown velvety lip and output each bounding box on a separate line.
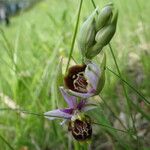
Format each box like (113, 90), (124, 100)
(68, 116), (92, 141)
(64, 64), (87, 93)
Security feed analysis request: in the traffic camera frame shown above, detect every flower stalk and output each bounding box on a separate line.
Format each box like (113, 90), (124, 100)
(44, 2), (118, 143)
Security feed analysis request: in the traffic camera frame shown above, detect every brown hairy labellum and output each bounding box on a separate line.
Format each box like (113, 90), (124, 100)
(64, 65), (88, 93)
(68, 115), (92, 141)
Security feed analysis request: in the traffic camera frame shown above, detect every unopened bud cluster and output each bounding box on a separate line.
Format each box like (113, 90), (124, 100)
(78, 3), (118, 59)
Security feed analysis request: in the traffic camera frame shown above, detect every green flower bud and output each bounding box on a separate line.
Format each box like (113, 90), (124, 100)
(86, 11), (118, 59)
(95, 24), (115, 45)
(96, 3), (113, 31)
(78, 10), (97, 57)
(96, 10), (118, 44)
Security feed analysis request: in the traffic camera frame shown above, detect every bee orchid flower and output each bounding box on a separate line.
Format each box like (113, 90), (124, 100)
(44, 87), (97, 121)
(44, 87), (97, 141)
(63, 54), (106, 98)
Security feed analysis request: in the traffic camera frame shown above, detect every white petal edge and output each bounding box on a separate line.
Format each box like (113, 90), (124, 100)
(44, 109), (72, 120)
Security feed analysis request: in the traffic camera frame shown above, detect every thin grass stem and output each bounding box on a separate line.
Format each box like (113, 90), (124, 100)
(106, 66), (150, 105)
(93, 122), (131, 134)
(65, 0), (83, 73)
(99, 95), (127, 130)
(108, 43), (139, 148)
(0, 28), (17, 73)
(91, 0), (97, 9)
(0, 108), (44, 117)
(0, 134), (15, 150)
(108, 44), (131, 114)
(0, 108), (68, 119)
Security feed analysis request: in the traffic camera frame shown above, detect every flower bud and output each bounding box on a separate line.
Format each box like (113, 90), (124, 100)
(97, 10), (118, 44)
(86, 11), (118, 59)
(78, 10), (97, 57)
(96, 3), (113, 31)
(95, 24), (115, 44)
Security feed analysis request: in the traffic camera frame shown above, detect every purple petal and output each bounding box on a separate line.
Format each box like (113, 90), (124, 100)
(77, 100), (86, 110)
(44, 109), (72, 120)
(59, 87), (77, 108)
(85, 63), (100, 91)
(67, 89), (94, 98)
(60, 108), (74, 114)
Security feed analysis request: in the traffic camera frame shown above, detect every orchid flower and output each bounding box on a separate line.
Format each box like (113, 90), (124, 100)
(44, 87), (97, 141)
(63, 54), (106, 98)
(44, 87), (97, 121)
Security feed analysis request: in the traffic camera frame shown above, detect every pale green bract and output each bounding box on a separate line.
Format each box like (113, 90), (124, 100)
(78, 9), (97, 58)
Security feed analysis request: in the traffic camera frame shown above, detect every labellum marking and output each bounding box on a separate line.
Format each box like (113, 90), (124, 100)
(73, 72), (88, 93)
(68, 116), (92, 141)
(64, 65), (89, 93)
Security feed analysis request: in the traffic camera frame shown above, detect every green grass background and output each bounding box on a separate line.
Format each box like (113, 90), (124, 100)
(0, 0), (149, 149)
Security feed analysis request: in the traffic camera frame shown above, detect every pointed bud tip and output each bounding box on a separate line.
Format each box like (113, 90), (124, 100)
(112, 9), (118, 26)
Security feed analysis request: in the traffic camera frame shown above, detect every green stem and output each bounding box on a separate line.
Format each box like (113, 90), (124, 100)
(65, 0), (83, 73)
(91, 0), (99, 15)
(0, 28), (17, 73)
(108, 43), (139, 148)
(99, 95), (127, 130)
(108, 44), (132, 115)
(74, 140), (80, 150)
(0, 108), (44, 117)
(0, 134), (15, 150)
(93, 122), (131, 134)
(106, 66), (150, 105)
(108, 44), (130, 109)
(91, 0), (96, 9)
(0, 108), (78, 119)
